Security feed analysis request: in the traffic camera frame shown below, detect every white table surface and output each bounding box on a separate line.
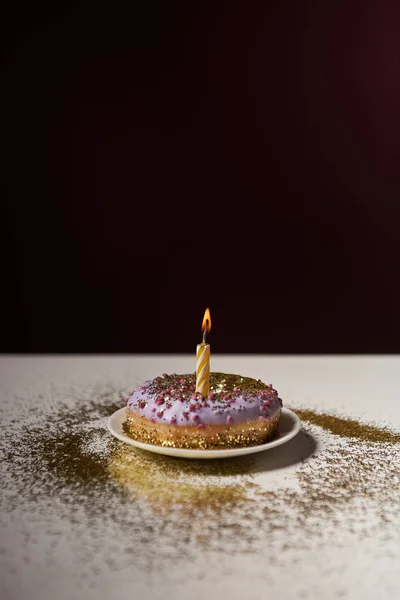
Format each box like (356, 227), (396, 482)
(1, 355), (400, 600)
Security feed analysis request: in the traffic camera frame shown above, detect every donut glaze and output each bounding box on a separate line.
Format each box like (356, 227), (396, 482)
(124, 372), (283, 449)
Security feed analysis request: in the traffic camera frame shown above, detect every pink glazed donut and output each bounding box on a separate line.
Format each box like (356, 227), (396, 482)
(124, 372), (283, 449)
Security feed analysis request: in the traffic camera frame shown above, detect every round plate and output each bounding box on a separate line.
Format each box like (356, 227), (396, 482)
(107, 407), (301, 459)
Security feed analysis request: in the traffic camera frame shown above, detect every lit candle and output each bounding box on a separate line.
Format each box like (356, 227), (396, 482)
(196, 308), (211, 397)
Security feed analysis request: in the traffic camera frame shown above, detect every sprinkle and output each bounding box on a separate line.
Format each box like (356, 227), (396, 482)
(170, 417), (177, 424)
(156, 397), (165, 406)
(182, 412), (189, 420)
(139, 401), (146, 409)
(227, 416), (233, 424)
(156, 410), (164, 418)
(192, 414), (199, 422)
(197, 423), (205, 429)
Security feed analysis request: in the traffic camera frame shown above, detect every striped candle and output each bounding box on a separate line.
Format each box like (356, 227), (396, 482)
(196, 342), (210, 396)
(195, 308), (211, 396)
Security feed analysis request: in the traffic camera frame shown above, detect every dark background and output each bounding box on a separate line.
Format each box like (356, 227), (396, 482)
(2, 1), (400, 353)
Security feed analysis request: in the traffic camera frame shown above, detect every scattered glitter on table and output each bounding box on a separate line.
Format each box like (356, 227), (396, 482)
(1, 356), (400, 600)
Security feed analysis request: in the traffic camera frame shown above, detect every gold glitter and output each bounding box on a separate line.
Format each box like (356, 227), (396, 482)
(2, 381), (400, 577)
(208, 372), (271, 394)
(123, 412), (281, 449)
(107, 445), (254, 515)
(294, 409), (400, 444)
(144, 372), (276, 398)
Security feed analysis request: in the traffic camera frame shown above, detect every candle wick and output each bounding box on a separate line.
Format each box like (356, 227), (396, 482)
(202, 320), (209, 344)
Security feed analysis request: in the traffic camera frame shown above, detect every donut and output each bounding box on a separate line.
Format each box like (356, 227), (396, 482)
(124, 372), (283, 449)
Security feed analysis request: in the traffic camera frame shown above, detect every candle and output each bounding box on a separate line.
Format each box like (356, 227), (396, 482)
(196, 308), (211, 396)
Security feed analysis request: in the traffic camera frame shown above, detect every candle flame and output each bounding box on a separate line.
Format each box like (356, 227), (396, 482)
(201, 308), (211, 334)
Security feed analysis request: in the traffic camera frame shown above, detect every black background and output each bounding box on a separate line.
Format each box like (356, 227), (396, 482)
(2, 1), (400, 353)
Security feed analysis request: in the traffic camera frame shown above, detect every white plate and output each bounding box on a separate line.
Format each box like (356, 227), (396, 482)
(107, 407), (301, 459)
